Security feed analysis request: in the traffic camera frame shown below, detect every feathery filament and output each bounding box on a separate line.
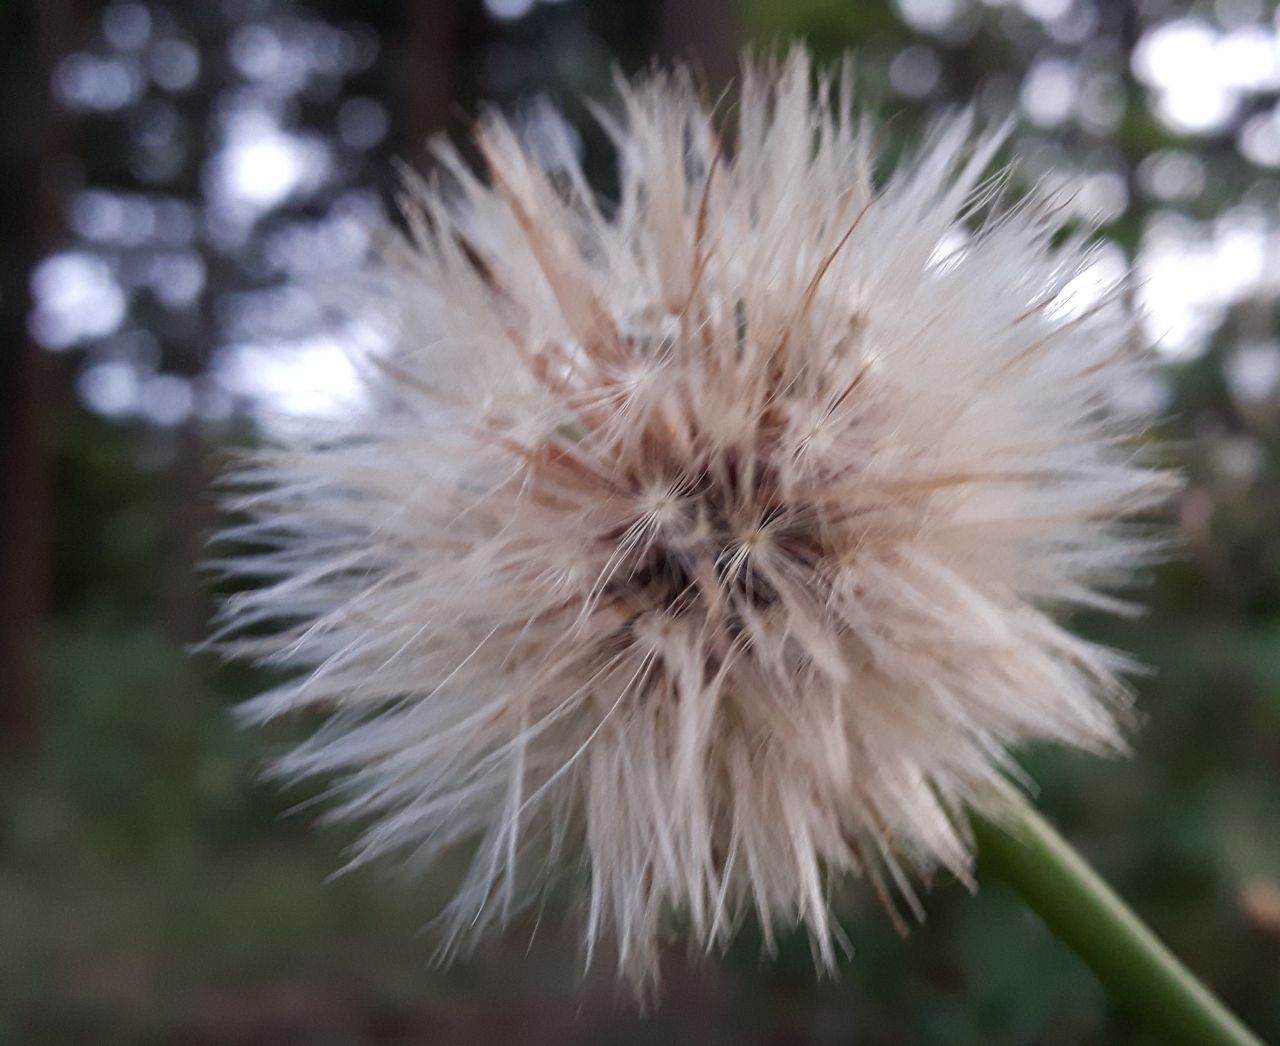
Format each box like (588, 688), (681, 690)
(217, 51), (1169, 992)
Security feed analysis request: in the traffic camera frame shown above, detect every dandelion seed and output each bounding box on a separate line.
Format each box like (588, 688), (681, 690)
(216, 50), (1171, 994)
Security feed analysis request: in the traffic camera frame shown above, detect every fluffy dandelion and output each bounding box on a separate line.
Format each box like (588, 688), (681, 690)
(217, 51), (1169, 990)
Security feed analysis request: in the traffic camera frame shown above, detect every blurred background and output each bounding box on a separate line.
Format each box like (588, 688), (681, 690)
(2, 0), (1279, 1042)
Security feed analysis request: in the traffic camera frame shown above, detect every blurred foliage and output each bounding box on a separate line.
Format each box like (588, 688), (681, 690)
(3, 0), (1280, 1042)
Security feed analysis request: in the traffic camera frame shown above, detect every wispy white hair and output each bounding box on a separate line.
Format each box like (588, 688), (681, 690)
(216, 50), (1170, 993)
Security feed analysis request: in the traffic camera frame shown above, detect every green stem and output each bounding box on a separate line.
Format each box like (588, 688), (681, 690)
(972, 795), (1262, 1046)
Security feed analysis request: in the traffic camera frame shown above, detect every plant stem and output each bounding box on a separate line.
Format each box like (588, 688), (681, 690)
(972, 795), (1263, 1046)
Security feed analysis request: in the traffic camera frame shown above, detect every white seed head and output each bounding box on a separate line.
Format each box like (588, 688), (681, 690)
(216, 51), (1170, 993)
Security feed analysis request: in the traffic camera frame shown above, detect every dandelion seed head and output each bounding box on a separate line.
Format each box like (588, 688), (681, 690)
(217, 50), (1171, 993)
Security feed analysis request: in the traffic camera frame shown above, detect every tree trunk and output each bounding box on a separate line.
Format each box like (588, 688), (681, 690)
(656, 0), (739, 89)
(398, 0), (492, 173)
(0, 0), (72, 752)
